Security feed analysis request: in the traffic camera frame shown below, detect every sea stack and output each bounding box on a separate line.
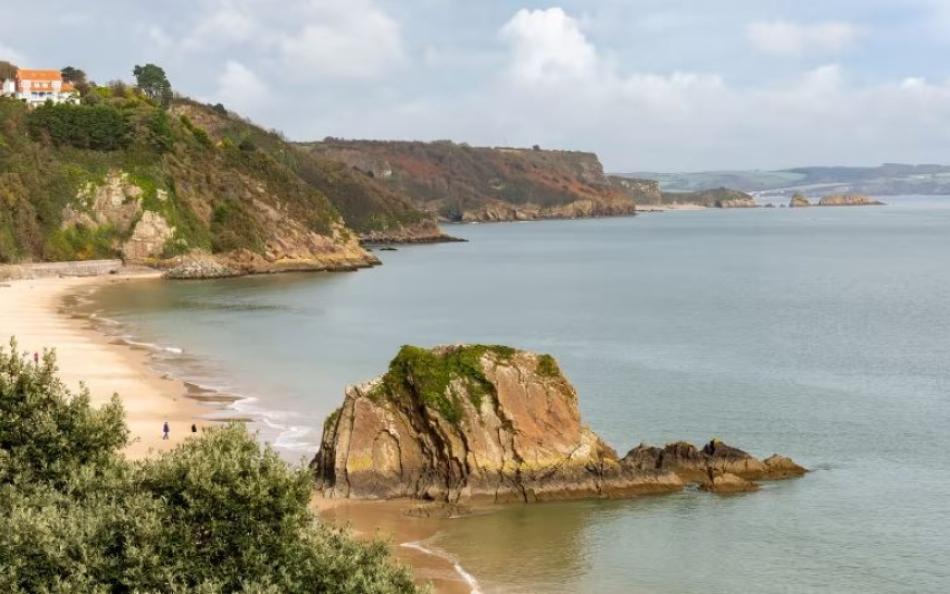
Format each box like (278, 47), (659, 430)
(789, 193), (812, 207)
(312, 345), (806, 502)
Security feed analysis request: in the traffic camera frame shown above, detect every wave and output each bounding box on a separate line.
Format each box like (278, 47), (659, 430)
(401, 540), (482, 594)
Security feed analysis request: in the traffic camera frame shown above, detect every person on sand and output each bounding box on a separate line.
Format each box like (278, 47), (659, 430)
(162, 421), (170, 440)
(33, 352), (38, 365)
(191, 424), (197, 434)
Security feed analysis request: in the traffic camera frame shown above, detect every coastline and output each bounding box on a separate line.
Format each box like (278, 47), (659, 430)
(0, 270), (478, 593)
(0, 272), (207, 459)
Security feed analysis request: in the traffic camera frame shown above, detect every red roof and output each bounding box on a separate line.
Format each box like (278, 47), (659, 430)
(16, 69), (62, 82)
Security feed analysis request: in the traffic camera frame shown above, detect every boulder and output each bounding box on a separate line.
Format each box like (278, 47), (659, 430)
(699, 471), (759, 494)
(163, 250), (238, 279)
(313, 346), (805, 503)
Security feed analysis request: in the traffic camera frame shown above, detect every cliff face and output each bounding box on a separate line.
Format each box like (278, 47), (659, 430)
(313, 345), (805, 503)
(298, 140), (644, 222)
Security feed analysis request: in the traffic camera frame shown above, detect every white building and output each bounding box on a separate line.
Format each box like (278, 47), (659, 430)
(0, 68), (79, 106)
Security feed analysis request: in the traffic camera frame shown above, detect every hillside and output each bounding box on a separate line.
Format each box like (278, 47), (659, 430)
(0, 90), (456, 272)
(170, 102), (448, 243)
(298, 139), (651, 222)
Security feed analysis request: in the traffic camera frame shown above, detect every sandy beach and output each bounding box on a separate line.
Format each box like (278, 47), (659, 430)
(0, 273), (207, 459)
(0, 270), (477, 593)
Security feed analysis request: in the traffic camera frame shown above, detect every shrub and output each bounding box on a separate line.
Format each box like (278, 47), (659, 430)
(27, 103), (128, 151)
(0, 339), (421, 594)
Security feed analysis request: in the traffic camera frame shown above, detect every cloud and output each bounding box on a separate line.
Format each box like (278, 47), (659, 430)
(0, 41), (26, 65)
(278, 2), (405, 79)
(170, 0), (405, 81)
(746, 21), (863, 57)
(214, 60), (271, 115)
(499, 8), (598, 84)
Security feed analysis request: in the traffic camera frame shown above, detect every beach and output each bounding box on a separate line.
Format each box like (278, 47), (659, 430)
(0, 270), (476, 594)
(0, 272), (206, 459)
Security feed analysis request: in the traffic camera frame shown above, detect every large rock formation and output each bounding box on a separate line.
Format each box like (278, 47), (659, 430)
(789, 193), (812, 207)
(818, 193), (885, 206)
(313, 346), (805, 503)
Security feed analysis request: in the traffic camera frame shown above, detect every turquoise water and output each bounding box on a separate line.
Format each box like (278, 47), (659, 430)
(88, 198), (950, 593)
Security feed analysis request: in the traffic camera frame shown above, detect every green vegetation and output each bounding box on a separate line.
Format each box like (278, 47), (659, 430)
(0, 338), (421, 593)
(377, 345), (516, 423)
(133, 63), (173, 108)
(536, 354), (560, 378)
(27, 103), (129, 150)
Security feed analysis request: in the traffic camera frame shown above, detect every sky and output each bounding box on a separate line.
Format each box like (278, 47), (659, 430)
(3, 0), (950, 171)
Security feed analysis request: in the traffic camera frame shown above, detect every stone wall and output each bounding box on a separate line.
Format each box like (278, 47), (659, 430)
(0, 259), (124, 280)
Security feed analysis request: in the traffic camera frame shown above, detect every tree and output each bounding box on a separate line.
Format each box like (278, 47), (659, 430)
(133, 63), (173, 107)
(0, 60), (17, 81)
(0, 339), (421, 594)
(60, 66), (87, 85)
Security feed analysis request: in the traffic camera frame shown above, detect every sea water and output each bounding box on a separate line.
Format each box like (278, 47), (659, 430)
(87, 197), (950, 593)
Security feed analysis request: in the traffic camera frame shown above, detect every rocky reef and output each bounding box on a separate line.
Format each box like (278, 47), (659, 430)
(312, 345), (805, 503)
(818, 193), (885, 206)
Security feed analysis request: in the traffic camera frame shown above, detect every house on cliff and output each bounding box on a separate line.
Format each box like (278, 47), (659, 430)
(0, 68), (79, 106)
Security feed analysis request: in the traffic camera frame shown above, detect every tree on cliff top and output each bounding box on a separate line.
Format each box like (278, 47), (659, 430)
(0, 61), (17, 81)
(133, 63), (173, 107)
(0, 338), (421, 594)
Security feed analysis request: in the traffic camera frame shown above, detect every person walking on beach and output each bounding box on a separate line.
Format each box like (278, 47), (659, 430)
(162, 421), (170, 440)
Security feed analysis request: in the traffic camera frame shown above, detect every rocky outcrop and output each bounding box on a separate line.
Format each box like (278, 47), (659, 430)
(818, 194), (885, 206)
(358, 219), (462, 244)
(122, 211), (175, 261)
(789, 194), (812, 207)
(622, 439), (805, 483)
(699, 472), (759, 494)
(313, 346), (805, 503)
(62, 172), (144, 234)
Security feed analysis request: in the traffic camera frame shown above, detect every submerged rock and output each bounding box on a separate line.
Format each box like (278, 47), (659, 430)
(313, 346), (807, 503)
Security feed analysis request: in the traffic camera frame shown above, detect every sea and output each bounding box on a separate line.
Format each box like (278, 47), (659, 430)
(83, 196), (950, 594)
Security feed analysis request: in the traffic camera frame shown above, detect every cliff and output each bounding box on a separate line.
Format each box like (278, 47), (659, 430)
(313, 345), (805, 503)
(297, 140), (646, 222)
(817, 193), (885, 206)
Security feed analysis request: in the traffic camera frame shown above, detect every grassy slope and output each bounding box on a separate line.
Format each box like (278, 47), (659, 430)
(170, 101), (437, 237)
(0, 94), (351, 263)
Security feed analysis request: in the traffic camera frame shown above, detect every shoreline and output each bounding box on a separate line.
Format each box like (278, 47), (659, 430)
(0, 270), (478, 593)
(0, 272), (209, 459)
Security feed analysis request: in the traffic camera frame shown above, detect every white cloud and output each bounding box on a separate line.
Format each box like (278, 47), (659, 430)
(215, 60), (270, 115)
(499, 8), (598, 84)
(278, 2), (405, 79)
(746, 21), (863, 57)
(0, 42), (26, 65)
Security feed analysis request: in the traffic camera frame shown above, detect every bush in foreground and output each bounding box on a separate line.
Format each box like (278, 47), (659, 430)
(0, 338), (421, 593)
